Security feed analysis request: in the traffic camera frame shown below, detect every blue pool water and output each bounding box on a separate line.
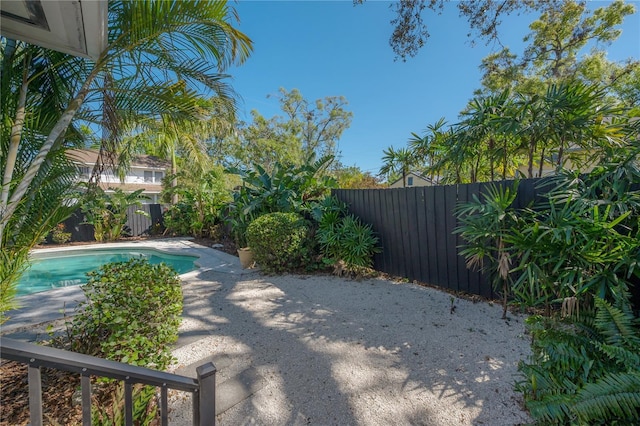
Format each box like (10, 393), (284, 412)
(17, 249), (198, 296)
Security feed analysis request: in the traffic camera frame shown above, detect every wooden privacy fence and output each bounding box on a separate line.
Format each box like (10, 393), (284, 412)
(61, 204), (166, 243)
(333, 178), (554, 299)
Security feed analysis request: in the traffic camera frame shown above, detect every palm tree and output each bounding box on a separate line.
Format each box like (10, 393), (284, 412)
(118, 95), (237, 203)
(379, 146), (416, 187)
(1, 0), (252, 244)
(0, 0), (252, 321)
(409, 117), (448, 182)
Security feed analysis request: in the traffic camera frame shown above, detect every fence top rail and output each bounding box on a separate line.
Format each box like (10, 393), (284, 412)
(0, 337), (199, 392)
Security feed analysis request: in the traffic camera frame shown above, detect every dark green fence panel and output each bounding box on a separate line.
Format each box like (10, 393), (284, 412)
(333, 178), (551, 299)
(57, 204), (166, 243)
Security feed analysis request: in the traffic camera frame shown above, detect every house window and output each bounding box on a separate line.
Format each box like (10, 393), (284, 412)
(155, 171), (164, 183)
(407, 176), (414, 186)
(79, 166), (91, 177)
(144, 171), (153, 182)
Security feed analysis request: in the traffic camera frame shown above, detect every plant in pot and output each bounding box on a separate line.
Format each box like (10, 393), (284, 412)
(232, 220), (255, 268)
(226, 191), (258, 268)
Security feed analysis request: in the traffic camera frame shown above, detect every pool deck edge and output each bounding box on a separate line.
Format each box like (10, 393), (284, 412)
(1, 239), (250, 337)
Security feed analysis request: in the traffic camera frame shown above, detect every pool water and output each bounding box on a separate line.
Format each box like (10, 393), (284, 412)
(17, 249), (198, 296)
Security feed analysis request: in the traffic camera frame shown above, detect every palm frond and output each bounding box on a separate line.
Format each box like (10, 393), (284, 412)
(573, 372), (640, 423)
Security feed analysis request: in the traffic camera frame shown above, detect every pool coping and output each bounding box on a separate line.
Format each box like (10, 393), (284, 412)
(1, 238), (250, 335)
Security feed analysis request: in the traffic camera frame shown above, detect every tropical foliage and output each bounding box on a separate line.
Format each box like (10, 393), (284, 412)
(388, 81), (635, 185)
(216, 88), (352, 172)
(314, 196), (380, 274)
(225, 155), (335, 247)
(517, 298), (640, 425)
(454, 181), (521, 319)
(0, 0), (251, 321)
(80, 187), (148, 242)
(456, 143), (640, 424)
(379, 1), (638, 185)
(162, 166), (230, 238)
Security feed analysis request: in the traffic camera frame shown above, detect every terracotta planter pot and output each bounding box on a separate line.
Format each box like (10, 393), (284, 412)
(237, 247), (254, 269)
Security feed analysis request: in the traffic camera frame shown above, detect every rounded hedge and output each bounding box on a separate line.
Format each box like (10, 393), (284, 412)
(246, 212), (310, 273)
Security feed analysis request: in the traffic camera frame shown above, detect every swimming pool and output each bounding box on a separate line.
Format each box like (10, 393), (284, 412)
(17, 248), (198, 296)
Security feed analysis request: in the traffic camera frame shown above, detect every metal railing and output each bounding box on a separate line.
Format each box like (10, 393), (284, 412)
(0, 337), (216, 426)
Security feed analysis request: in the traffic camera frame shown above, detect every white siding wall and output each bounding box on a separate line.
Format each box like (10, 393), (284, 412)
(93, 168), (164, 185)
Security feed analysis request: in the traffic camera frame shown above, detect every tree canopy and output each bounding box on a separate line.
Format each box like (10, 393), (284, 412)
(215, 88), (353, 171)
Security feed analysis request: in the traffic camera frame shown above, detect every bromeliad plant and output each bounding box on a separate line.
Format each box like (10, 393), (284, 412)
(455, 181), (521, 319)
(314, 196), (380, 275)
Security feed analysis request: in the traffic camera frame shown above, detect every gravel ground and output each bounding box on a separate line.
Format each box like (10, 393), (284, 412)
(168, 269), (533, 426)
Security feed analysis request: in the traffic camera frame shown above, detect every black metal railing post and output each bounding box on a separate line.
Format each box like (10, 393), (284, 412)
(0, 337), (217, 426)
(196, 363), (217, 426)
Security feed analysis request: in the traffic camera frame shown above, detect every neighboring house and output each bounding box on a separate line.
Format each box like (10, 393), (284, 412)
(388, 172), (437, 189)
(67, 149), (169, 204)
(517, 145), (600, 178)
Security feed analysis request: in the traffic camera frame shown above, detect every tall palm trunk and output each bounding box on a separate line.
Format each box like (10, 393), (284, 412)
(0, 54), (31, 244)
(171, 148), (178, 204)
(0, 63), (103, 247)
(538, 147), (546, 178)
(527, 138), (536, 178)
(489, 137), (495, 181)
(557, 139), (565, 167)
(502, 137), (508, 180)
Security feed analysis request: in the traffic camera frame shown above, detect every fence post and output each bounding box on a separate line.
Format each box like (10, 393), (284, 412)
(196, 362), (217, 426)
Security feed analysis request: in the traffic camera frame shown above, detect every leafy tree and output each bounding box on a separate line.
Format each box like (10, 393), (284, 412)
(220, 110), (303, 172)
(334, 165), (385, 189)
(225, 155), (336, 247)
(119, 96), (237, 203)
(480, 0), (637, 94)
(219, 88), (352, 171)
(1, 1), (251, 242)
(408, 118), (448, 182)
(355, 0), (578, 61)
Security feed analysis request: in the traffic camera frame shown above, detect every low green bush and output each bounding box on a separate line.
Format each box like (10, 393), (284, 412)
(55, 258), (183, 425)
(246, 212), (311, 273)
(316, 204), (380, 274)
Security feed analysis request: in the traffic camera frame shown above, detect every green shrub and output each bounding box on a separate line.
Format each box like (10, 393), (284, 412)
(62, 258), (182, 368)
(246, 212), (311, 273)
(55, 258), (183, 425)
(316, 203), (380, 273)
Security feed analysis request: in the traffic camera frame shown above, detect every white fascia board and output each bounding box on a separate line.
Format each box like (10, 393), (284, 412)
(1, 0), (107, 61)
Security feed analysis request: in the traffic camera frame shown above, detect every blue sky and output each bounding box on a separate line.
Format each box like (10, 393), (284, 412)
(228, 1), (640, 175)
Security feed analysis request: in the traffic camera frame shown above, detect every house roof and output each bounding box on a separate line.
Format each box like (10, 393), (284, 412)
(389, 171), (437, 187)
(67, 149), (169, 170)
(0, 1), (107, 60)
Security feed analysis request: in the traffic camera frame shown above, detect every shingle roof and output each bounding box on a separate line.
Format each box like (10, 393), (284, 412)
(66, 149), (169, 169)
